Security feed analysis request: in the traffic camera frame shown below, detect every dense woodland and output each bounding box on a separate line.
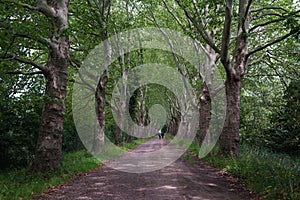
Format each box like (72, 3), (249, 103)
(0, 0), (299, 198)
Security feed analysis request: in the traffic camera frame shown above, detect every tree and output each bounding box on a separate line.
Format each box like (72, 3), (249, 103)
(240, 30), (299, 148)
(172, 0), (299, 156)
(87, 0), (112, 153)
(0, 0), (70, 172)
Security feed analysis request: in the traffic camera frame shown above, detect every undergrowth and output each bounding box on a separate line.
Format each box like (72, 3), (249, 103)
(187, 141), (300, 200)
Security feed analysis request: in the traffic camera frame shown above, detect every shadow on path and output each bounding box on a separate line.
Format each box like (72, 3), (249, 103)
(36, 138), (258, 200)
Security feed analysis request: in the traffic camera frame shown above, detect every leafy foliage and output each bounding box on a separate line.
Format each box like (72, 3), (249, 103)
(264, 80), (300, 154)
(0, 71), (43, 169)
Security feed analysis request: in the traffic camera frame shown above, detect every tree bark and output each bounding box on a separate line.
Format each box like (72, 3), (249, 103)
(199, 83), (211, 144)
(114, 70), (127, 144)
(30, 0), (69, 172)
(31, 56), (69, 172)
(219, 0), (249, 156)
(92, 72), (108, 153)
(168, 116), (180, 136)
(198, 34), (216, 145)
(115, 123), (123, 144)
(90, 0), (111, 153)
(115, 80), (126, 144)
(92, 38), (111, 153)
(219, 76), (242, 156)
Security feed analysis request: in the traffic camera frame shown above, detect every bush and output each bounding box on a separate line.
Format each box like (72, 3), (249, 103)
(0, 97), (41, 170)
(265, 80), (300, 154)
(62, 116), (84, 152)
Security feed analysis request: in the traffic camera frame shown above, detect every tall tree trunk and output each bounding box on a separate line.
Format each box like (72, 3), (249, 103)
(90, 0), (111, 153)
(168, 116), (180, 136)
(115, 122), (123, 144)
(30, 0), (69, 172)
(115, 27), (130, 144)
(113, 73), (126, 145)
(135, 88), (146, 137)
(92, 72), (108, 153)
(199, 41), (216, 145)
(92, 37), (111, 153)
(219, 76), (242, 156)
(114, 70), (127, 144)
(199, 83), (211, 144)
(135, 92), (143, 137)
(220, 0), (249, 156)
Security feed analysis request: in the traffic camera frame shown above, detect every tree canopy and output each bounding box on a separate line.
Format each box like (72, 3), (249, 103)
(0, 0), (299, 171)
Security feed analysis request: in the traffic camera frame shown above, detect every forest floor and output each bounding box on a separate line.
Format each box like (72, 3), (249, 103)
(35, 138), (259, 200)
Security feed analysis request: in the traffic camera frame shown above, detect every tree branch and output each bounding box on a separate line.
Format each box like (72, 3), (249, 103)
(266, 50), (300, 77)
(211, 84), (225, 98)
(249, 17), (286, 32)
(245, 0), (253, 19)
(161, 0), (204, 52)
(162, 0), (185, 29)
(264, 59), (288, 88)
(175, 0), (221, 54)
(0, 54), (49, 74)
(251, 6), (288, 13)
(252, 12), (282, 20)
(14, 33), (51, 46)
(36, 0), (56, 17)
(69, 56), (82, 69)
(220, 0), (234, 74)
(241, 0), (253, 34)
(2, 0), (39, 11)
(248, 53), (265, 67)
(2, 0), (55, 18)
(6, 70), (43, 75)
(247, 28), (299, 58)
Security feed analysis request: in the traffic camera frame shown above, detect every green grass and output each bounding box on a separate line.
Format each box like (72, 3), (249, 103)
(123, 137), (154, 149)
(0, 150), (100, 200)
(0, 137), (151, 200)
(183, 153), (197, 166)
(187, 141), (300, 200)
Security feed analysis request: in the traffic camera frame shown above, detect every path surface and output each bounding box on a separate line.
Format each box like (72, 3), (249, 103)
(36, 139), (258, 200)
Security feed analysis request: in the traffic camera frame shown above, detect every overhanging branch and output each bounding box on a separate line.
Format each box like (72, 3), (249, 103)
(1, 0), (39, 11)
(247, 28), (299, 58)
(175, 0), (221, 54)
(14, 33), (51, 46)
(6, 70), (43, 75)
(162, 0), (185, 29)
(2, 0), (56, 19)
(251, 6), (288, 13)
(249, 17), (286, 32)
(220, 0), (233, 74)
(0, 54), (49, 74)
(245, 0), (253, 19)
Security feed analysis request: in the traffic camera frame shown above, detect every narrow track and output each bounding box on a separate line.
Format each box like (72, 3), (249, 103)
(36, 138), (258, 200)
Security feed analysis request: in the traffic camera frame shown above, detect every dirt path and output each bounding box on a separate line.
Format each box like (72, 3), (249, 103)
(36, 139), (258, 200)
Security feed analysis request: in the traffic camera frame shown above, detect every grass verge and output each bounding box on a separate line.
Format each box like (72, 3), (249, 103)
(122, 136), (155, 150)
(0, 137), (151, 200)
(187, 141), (300, 200)
(0, 150), (100, 200)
